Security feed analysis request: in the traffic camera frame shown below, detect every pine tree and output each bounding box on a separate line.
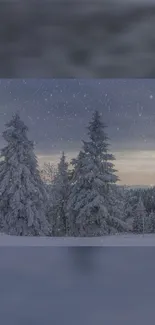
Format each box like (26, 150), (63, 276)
(107, 185), (124, 220)
(83, 110), (118, 187)
(49, 152), (70, 236)
(132, 197), (146, 234)
(106, 185), (130, 234)
(67, 110), (125, 237)
(147, 210), (155, 233)
(123, 189), (139, 231)
(0, 113), (51, 236)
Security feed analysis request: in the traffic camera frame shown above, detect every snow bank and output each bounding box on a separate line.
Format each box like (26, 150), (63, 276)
(1, 233), (155, 246)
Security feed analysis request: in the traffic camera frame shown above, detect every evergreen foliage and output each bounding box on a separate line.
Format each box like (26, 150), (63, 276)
(67, 111), (126, 236)
(48, 152), (70, 236)
(0, 113), (50, 236)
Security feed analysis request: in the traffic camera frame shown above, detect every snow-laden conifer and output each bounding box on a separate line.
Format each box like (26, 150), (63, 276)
(133, 197), (146, 234)
(106, 185), (131, 234)
(147, 210), (155, 233)
(67, 111), (124, 236)
(0, 113), (50, 236)
(49, 152), (70, 236)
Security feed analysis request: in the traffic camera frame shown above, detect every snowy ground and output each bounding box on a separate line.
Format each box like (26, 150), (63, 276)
(0, 240), (155, 325)
(1, 233), (155, 246)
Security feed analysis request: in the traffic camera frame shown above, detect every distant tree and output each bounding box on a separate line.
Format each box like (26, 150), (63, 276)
(48, 152), (70, 236)
(147, 210), (155, 233)
(142, 187), (155, 213)
(132, 197), (146, 234)
(40, 162), (56, 184)
(0, 113), (51, 236)
(124, 189), (139, 221)
(106, 185), (131, 234)
(107, 185), (124, 220)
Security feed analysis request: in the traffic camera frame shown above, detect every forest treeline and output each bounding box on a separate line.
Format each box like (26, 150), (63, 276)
(0, 111), (154, 237)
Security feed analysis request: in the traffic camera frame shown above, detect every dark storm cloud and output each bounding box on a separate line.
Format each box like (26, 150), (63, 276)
(1, 1), (155, 78)
(0, 79), (155, 156)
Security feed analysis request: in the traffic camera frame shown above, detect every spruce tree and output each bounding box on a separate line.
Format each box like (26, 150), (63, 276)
(0, 113), (50, 236)
(49, 152), (70, 236)
(83, 110), (118, 187)
(67, 110), (124, 237)
(132, 197), (146, 234)
(106, 185), (130, 234)
(147, 210), (155, 233)
(123, 189), (139, 232)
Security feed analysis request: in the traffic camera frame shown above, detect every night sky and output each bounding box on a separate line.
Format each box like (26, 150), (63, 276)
(0, 79), (155, 186)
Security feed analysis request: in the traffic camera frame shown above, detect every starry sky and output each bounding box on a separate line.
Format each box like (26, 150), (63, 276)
(0, 78), (155, 186)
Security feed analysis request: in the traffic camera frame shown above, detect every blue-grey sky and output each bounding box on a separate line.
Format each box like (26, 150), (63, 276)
(0, 79), (155, 185)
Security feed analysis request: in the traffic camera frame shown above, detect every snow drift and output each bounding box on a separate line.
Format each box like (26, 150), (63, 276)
(1, 233), (155, 246)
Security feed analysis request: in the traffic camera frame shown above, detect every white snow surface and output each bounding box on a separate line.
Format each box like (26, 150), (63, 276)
(1, 233), (155, 246)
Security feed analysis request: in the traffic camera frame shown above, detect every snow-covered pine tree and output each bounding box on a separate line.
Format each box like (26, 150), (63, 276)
(48, 152), (70, 236)
(123, 188), (139, 230)
(106, 185), (131, 234)
(83, 110), (118, 187)
(147, 210), (155, 233)
(67, 110), (125, 237)
(124, 189), (135, 220)
(132, 197), (146, 234)
(0, 113), (51, 236)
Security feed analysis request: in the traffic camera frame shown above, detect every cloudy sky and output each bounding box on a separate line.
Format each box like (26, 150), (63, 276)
(0, 79), (154, 186)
